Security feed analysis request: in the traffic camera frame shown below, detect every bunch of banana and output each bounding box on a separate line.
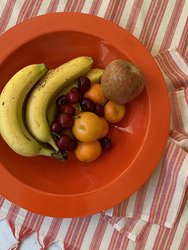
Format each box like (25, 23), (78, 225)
(0, 64), (54, 157)
(0, 56), (93, 158)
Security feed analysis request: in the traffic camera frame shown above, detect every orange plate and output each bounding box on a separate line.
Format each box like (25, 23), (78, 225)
(0, 13), (170, 217)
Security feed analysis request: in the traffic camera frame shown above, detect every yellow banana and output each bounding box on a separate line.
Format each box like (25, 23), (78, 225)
(47, 68), (104, 123)
(0, 64), (55, 157)
(25, 56), (93, 149)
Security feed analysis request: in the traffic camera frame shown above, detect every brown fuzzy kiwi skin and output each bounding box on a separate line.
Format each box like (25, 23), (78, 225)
(101, 60), (145, 104)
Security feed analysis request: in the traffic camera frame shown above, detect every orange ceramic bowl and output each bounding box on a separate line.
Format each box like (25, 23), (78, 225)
(0, 13), (170, 217)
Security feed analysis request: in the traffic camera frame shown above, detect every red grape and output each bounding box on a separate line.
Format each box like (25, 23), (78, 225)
(95, 104), (104, 117)
(67, 87), (82, 104)
(78, 76), (91, 93)
(58, 104), (75, 115)
(58, 113), (74, 128)
(80, 98), (96, 112)
(56, 134), (77, 151)
(56, 95), (67, 106)
(100, 137), (112, 150)
(50, 120), (62, 133)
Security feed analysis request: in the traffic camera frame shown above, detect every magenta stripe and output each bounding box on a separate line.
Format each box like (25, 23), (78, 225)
(0, 0), (17, 33)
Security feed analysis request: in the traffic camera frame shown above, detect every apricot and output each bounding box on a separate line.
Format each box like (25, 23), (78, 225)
(104, 101), (126, 123)
(72, 112), (103, 143)
(75, 141), (102, 162)
(84, 83), (107, 105)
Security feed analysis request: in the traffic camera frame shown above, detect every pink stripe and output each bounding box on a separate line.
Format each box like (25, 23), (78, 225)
(89, 0), (103, 15)
(150, 143), (185, 225)
(29, 0), (43, 17)
(76, 0), (85, 12)
(170, 130), (187, 141)
(113, 200), (129, 217)
(184, 88), (188, 107)
(41, 218), (62, 249)
(170, 92), (186, 134)
(160, 0), (185, 52)
(16, 0), (44, 24)
(0, 0), (17, 33)
(6, 205), (20, 237)
(73, 217), (91, 248)
(136, 223), (153, 250)
(109, 230), (129, 250)
(89, 216), (109, 249)
(152, 226), (169, 249)
(126, 0), (144, 33)
(178, 19), (188, 61)
(64, 218), (80, 247)
(146, 0), (169, 51)
(47, 0), (60, 13)
(165, 52), (188, 87)
(156, 52), (185, 89)
(104, 0), (117, 20)
(179, 223), (188, 249)
(64, 217), (91, 248)
(139, 1), (164, 49)
(16, 0), (36, 23)
(0, 196), (5, 207)
(113, 0), (127, 24)
(159, 147), (185, 224)
(64, 0), (74, 11)
(133, 181), (149, 218)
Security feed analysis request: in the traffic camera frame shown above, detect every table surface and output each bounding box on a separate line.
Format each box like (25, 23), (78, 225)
(0, 0), (188, 249)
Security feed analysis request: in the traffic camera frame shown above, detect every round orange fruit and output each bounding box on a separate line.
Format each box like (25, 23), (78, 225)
(72, 112), (103, 143)
(104, 100), (126, 123)
(84, 83), (107, 105)
(99, 117), (109, 138)
(75, 141), (102, 162)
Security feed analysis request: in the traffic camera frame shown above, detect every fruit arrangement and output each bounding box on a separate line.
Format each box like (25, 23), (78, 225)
(0, 56), (144, 162)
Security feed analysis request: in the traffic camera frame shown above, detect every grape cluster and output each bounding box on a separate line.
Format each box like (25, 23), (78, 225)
(50, 76), (112, 158)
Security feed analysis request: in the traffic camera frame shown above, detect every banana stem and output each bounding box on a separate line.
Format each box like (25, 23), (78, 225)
(49, 138), (59, 151)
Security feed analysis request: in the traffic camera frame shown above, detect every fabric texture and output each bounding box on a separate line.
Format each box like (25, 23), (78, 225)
(0, 0), (188, 249)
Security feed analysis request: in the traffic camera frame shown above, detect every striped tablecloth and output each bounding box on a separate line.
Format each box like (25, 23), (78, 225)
(0, 1), (188, 249)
